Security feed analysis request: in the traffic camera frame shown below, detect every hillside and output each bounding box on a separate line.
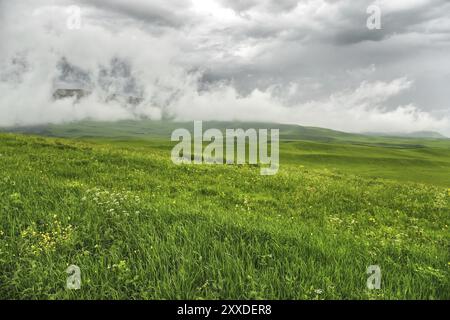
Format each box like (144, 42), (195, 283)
(3, 120), (450, 186)
(0, 132), (448, 299)
(363, 131), (448, 139)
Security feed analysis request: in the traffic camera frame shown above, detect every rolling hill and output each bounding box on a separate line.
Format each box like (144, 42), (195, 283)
(0, 120), (448, 299)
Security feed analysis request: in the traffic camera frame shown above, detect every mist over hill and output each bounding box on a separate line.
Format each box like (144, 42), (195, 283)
(363, 131), (448, 139)
(2, 119), (448, 147)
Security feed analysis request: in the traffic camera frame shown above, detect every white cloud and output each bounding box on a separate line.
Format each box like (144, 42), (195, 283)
(168, 78), (450, 135)
(0, 0), (449, 136)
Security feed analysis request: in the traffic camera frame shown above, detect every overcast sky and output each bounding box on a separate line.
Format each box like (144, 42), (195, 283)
(1, 0), (449, 135)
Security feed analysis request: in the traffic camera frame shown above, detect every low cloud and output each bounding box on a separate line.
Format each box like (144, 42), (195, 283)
(169, 77), (450, 134)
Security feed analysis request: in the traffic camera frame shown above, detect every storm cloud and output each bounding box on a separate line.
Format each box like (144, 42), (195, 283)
(0, 0), (449, 135)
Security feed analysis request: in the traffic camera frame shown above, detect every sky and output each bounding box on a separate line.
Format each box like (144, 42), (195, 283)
(0, 0), (449, 135)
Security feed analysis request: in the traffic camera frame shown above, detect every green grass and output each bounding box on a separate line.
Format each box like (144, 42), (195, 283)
(22, 119), (450, 186)
(0, 120), (449, 299)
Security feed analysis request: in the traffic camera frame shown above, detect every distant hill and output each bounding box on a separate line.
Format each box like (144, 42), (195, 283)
(2, 120), (449, 150)
(0, 120), (374, 143)
(2, 119), (450, 186)
(363, 131), (447, 139)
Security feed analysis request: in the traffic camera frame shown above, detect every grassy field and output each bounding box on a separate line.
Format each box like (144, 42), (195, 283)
(0, 120), (449, 299)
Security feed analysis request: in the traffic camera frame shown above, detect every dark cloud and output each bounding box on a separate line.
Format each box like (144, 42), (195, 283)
(183, 0), (450, 115)
(219, 0), (300, 14)
(328, 0), (450, 45)
(79, 0), (192, 28)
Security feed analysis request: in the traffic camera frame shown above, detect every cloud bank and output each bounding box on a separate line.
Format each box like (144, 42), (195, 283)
(0, 0), (449, 135)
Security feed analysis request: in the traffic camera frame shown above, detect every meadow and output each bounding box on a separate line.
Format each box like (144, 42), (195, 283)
(0, 120), (449, 299)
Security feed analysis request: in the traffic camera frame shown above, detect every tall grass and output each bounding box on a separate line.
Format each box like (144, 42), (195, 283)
(0, 133), (448, 299)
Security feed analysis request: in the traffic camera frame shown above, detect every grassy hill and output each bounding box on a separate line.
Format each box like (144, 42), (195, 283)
(363, 131), (448, 139)
(5, 120), (450, 186)
(0, 120), (449, 299)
